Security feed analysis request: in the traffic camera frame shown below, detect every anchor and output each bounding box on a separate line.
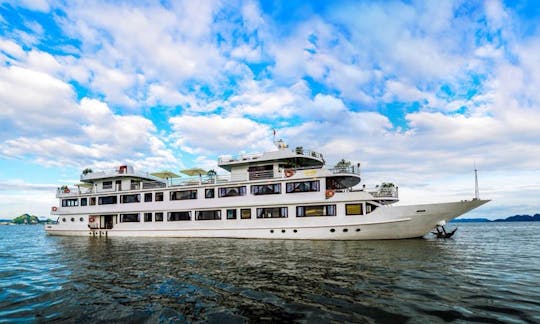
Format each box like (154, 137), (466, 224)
(432, 225), (457, 239)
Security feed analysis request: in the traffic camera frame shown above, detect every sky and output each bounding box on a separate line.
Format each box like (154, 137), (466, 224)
(1, 0), (539, 219)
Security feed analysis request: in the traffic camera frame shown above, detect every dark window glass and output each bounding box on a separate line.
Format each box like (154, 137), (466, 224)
(155, 212), (164, 222)
(366, 203), (378, 214)
(168, 211), (191, 221)
(256, 207), (288, 218)
(241, 209), (251, 219)
(121, 213), (139, 222)
(226, 209), (237, 219)
(196, 210), (221, 220)
(103, 181), (113, 189)
(170, 190), (197, 200)
(346, 204), (363, 215)
(80, 198), (87, 206)
(121, 194), (140, 203)
(286, 180), (320, 193)
(251, 183), (281, 195)
(155, 192), (164, 201)
(144, 212), (152, 222)
(144, 193), (153, 202)
(218, 186), (247, 197)
(297, 205), (336, 217)
(98, 196), (117, 205)
(90, 197), (96, 205)
(205, 188), (215, 198)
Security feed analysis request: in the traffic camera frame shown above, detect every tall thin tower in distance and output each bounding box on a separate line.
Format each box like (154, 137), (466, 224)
(474, 162), (479, 200)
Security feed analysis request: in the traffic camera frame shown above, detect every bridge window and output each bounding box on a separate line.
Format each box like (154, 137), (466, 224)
(120, 213), (139, 222)
(155, 212), (164, 222)
(205, 188), (215, 198)
(196, 210), (221, 220)
(98, 196), (117, 205)
(144, 193), (152, 202)
(80, 198), (87, 206)
(297, 205), (336, 217)
(251, 183), (281, 195)
(346, 204), (363, 215)
(286, 180), (320, 193)
(218, 186), (247, 197)
(168, 211), (191, 221)
(102, 181), (113, 189)
(144, 213), (152, 222)
(256, 207), (288, 218)
(227, 209), (237, 219)
(155, 192), (164, 201)
(170, 190), (197, 200)
(61, 199), (78, 207)
(121, 194), (140, 203)
(241, 209), (251, 219)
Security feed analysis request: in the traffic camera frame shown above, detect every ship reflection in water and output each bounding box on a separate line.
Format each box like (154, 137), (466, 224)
(1, 223), (539, 322)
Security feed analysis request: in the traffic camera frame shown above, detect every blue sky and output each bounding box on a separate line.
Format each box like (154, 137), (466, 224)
(1, 0), (540, 219)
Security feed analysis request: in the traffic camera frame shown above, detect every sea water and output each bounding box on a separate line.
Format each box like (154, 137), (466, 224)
(1, 223), (539, 323)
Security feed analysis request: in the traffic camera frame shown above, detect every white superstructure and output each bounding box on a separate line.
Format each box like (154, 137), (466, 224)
(46, 141), (489, 239)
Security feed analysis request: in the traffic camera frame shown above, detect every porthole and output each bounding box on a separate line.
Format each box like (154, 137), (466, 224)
(281, 229), (286, 233)
(71, 217), (75, 222)
(293, 229), (297, 233)
(343, 228), (348, 233)
(356, 228), (361, 232)
(270, 230), (274, 233)
(62, 218), (66, 222)
(80, 217), (84, 222)
(330, 228), (335, 233)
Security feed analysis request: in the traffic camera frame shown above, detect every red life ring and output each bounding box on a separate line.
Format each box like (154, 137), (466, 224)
(285, 169), (295, 177)
(63, 188), (70, 193)
(89, 217), (95, 223)
(51, 206), (58, 211)
(325, 190), (335, 199)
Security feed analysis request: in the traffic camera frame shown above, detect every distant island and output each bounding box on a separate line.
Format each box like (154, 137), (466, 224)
(452, 214), (540, 223)
(0, 213), (54, 225)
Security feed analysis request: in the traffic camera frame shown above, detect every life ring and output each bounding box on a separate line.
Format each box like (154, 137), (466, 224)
(51, 206), (58, 211)
(325, 190), (335, 199)
(63, 188), (70, 193)
(89, 217), (95, 223)
(285, 169), (295, 177)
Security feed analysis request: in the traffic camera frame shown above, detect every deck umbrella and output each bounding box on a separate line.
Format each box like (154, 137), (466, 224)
(180, 168), (207, 177)
(151, 171), (181, 186)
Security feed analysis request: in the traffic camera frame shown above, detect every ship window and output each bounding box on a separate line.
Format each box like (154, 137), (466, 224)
(218, 186), (247, 197)
(256, 207), (288, 218)
(120, 213), (139, 222)
(90, 197), (96, 205)
(241, 209), (251, 219)
(80, 217), (84, 222)
(155, 192), (164, 201)
(346, 204), (363, 215)
(226, 209), (237, 219)
(80, 198), (87, 206)
(205, 188), (215, 198)
(98, 196), (117, 205)
(62, 199), (78, 207)
(121, 194), (140, 203)
(170, 190), (197, 200)
(168, 211), (191, 221)
(286, 180), (320, 193)
(297, 205), (336, 217)
(155, 212), (164, 222)
(196, 210), (221, 220)
(144, 212), (152, 222)
(366, 203), (378, 214)
(251, 183), (281, 195)
(144, 193), (153, 202)
(102, 181), (113, 189)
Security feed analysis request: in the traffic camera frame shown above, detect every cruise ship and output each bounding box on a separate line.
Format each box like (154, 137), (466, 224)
(45, 141), (489, 239)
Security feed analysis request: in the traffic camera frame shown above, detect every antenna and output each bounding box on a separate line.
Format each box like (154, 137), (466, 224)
(474, 162), (479, 200)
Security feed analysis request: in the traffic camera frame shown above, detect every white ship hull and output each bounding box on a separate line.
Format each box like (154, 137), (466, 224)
(46, 199), (488, 240)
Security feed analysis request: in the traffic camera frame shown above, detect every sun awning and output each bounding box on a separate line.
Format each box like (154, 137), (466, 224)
(74, 183), (92, 188)
(151, 171), (180, 179)
(180, 168), (207, 177)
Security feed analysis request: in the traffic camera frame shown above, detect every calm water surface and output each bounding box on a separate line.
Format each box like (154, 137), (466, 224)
(1, 223), (539, 323)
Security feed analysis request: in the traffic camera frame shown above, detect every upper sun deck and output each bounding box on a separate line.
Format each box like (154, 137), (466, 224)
(80, 165), (165, 184)
(218, 141), (325, 172)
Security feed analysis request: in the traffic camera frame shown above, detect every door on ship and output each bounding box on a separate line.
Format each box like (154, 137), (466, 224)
(100, 215), (115, 229)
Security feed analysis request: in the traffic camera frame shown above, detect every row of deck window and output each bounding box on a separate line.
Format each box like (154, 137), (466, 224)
(115, 203), (377, 223)
(61, 180), (321, 207)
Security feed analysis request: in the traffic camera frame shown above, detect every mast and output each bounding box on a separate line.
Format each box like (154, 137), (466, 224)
(474, 162), (479, 200)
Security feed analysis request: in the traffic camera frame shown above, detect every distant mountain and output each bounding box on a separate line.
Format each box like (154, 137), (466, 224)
(494, 214), (540, 222)
(8, 214), (54, 224)
(452, 214), (540, 223)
